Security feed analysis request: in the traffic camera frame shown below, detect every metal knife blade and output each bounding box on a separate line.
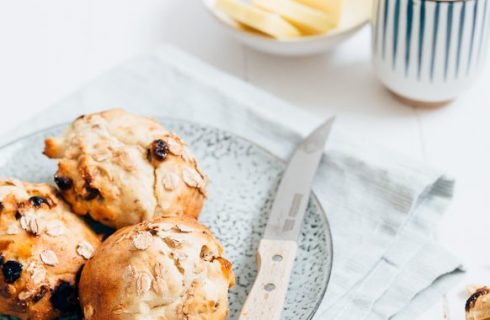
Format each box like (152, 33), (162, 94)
(263, 117), (335, 241)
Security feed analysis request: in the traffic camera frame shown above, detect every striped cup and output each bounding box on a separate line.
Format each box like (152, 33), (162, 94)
(372, 0), (490, 104)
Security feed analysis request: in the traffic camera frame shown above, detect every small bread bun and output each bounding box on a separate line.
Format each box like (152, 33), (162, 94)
(44, 109), (207, 229)
(466, 287), (490, 320)
(79, 216), (234, 320)
(0, 179), (101, 320)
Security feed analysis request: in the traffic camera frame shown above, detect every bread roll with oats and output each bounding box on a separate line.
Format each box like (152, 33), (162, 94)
(0, 180), (101, 320)
(79, 216), (234, 320)
(466, 287), (490, 320)
(43, 109), (207, 229)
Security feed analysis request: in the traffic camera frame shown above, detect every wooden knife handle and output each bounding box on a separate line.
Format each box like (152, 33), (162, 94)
(239, 239), (298, 320)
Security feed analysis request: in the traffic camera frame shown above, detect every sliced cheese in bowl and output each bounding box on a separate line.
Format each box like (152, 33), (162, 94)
(215, 0), (301, 39)
(295, 0), (342, 25)
(253, 0), (336, 35)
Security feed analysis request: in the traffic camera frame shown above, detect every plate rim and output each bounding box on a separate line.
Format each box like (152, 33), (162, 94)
(0, 118), (333, 320)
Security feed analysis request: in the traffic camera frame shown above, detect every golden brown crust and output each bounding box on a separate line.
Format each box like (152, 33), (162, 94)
(43, 109), (207, 229)
(0, 180), (101, 320)
(79, 216), (234, 320)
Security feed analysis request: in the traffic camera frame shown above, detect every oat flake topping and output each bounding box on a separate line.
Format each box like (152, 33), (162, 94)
(162, 173), (180, 191)
(18, 290), (33, 301)
(6, 223), (19, 235)
(40, 250), (58, 266)
(20, 213), (40, 235)
(181, 148), (195, 163)
(175, 224), (194, 233)
(132, 231), (153, 250)
(166, 136), (184, 156)
(136, 273), (152, 295)
(27, 263), (46, 285)
(45, 221), (65, 237)
(123, 265), (137, 282)
(77, 240), (95, 259)
(182, 167), (205, 188)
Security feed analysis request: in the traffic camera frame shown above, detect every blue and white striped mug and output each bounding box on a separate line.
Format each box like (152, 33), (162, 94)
(372, 0), (490, 104)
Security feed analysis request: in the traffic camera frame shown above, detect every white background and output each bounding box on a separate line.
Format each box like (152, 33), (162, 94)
(1, 1), (489, 319)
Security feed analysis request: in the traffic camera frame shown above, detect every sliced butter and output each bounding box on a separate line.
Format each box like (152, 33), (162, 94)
(295, 0), (342, 25)
(253, 0), (336, 35)
(216, 0), (301, 40)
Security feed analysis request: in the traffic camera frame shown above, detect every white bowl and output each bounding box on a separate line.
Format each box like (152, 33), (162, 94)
(203, 0), (372, 56)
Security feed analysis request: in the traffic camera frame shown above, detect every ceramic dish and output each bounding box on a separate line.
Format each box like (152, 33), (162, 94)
(0, 119), (333, 320)
(203, 0), (372, 56)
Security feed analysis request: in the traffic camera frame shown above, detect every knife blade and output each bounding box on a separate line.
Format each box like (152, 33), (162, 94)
(264, 117), (335, 241)
(239, 117), (335, 320)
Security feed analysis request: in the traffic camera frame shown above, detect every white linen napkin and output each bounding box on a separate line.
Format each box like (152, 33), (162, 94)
(0, 45), (464, 319)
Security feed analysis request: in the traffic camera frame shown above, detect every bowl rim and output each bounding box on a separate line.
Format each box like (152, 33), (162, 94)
(0, 118), (334, 320)
(202, 0), (370, 44)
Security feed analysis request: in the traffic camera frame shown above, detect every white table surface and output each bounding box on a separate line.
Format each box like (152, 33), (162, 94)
(1, 1), (489, 319)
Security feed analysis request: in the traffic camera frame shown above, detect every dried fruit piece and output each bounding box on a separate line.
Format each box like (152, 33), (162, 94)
(465, 287), (490, 312)
(77, 241), (95, 260)
(40, 250), (59, 266)
(50, 281), (79, 313)
(149, 139), (169, 161)
(54, 176), (73, 191)
(84, 187), (100, 201)
(32, 286), (48, 303)
(29, 196), (48, 208)
(132, 231), (153, 250)
(2, 260), (23, 283)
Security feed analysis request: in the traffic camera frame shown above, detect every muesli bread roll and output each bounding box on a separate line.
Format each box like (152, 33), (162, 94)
(79, 216), (234, 320)
(0, 180), (100, 319)
(44, 109), (207, 229)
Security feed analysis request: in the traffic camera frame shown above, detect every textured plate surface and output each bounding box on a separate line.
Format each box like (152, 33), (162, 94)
(0, 119), (332, 320)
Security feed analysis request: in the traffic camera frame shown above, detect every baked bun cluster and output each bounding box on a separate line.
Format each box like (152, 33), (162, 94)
(0, 109), (233, 319)
(0, 180), (101, 319)
(44, 109), (207, 229)
(80, 216), (234, 320)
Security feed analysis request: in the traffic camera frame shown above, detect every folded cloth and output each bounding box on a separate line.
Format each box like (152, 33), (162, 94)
(0, 45), (464, 319)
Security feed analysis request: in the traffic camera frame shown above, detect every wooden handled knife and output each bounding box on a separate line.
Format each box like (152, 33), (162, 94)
(239, 118), (335, 320)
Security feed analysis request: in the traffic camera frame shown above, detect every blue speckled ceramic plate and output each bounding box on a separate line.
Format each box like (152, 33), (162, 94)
(0, 119), (333, 320)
